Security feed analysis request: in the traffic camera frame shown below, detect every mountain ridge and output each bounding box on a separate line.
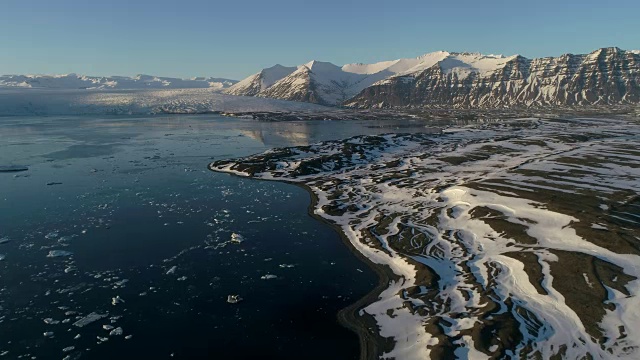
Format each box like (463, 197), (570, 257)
(227, 47), (640, 108)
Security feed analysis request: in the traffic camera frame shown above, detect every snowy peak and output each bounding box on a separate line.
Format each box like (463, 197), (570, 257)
(347, 47), (640, 108)
(233, 47), (639, 108)
(0, 73), (238, 90)
(300, 60), (343, 73)
(224, 64), (296, 96)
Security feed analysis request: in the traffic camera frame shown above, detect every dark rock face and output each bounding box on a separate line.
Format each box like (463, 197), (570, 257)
(345, 48), (640, 108)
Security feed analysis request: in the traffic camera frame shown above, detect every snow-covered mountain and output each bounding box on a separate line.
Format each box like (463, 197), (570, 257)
(348, 47), (640, 108)
(226, 56), (456, 105)
(230, 47), (640, 108)
(225, 64), (296, 96)
(0, 73), (238, 91)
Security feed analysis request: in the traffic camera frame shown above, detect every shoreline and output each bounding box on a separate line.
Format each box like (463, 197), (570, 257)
(207, 164), (393, 360)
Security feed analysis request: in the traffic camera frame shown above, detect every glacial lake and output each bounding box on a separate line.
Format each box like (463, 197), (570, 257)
(0, 115), (436, 359)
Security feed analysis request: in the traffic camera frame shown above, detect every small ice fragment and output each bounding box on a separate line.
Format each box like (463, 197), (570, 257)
(260, 274), (277, 280)
(103, 325), (114, 331)
(125, 335), (133, 340)
(230, 233), (244, 244)
(109, 327), (123, 336)
(74, 334), (81, 340)
(45, 231), (59, 239)
(114, 279), (129, 286)
(227, 295), (242, 304)
(0, 237), (10, 245)
(166, 266), (177, 275)
(111, 296), (125, 306)
(278, 264), (295, 268)
(43, 332), (54, 337)
(47, 250), (73, 258)
(177, 276), (187, 281)
(43, 318), (60, 325)
(0, 254), (5, 261)
(62, 346), (75, 353)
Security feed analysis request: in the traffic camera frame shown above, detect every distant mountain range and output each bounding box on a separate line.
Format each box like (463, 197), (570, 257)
(3, 47), (638, 109)
(226, 47), (640, 108)
(0, 73), (238, 91)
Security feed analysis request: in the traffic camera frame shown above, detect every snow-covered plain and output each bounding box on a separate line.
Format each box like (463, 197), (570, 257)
(211, 116), (640, 359)
(0, 88), (331, 116)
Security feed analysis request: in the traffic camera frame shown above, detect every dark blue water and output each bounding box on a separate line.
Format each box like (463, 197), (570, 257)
(0, 115), (434, 359)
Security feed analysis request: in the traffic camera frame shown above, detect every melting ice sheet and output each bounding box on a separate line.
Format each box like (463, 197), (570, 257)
(211, 116), (640, 359)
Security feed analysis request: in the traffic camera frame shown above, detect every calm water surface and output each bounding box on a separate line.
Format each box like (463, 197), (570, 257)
(0, 115), (435, 359)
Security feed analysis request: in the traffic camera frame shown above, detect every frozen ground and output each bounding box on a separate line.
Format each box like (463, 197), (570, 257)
(211, 116), (640, 359)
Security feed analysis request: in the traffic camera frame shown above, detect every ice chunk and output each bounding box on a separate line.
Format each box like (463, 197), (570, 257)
(47, 250), (73, 258)
(111, 296), (125, 306)
(230, 233), (244, 244)
(73, 312), (108, 328)
(109, 327), (123, 336)
(260, 274), (277, 280)
(166, 266), (177, 275)
(227, 295), (242, 304)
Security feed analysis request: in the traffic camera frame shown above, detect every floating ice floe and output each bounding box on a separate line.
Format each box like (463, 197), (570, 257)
(260, 274), (278, 280)
(43, 318), (60, 325)
(103, 325), (114, 331)
(227, 295), (242, 304)
(0, 254), (5, 261)
(47, 250), (73, 258)
(165, 266), (177, 275)
(111, 296), (125, 306)
(43, 332), (54, 337)
(73, 312), (108, 328)
(0, 237), (10, 245)
(230, 233), (244, 244)
(109, 327), (123, 336)
(62, 346), (75, 353)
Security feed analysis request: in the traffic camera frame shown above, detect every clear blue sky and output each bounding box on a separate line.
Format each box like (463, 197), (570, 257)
(0, 0), (638, 80)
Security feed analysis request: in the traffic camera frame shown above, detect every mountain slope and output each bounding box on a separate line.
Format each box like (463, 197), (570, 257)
(346, 47), (640, 108)
(224, 64), (296, 96)
(0, 74), (238, 91)
(231, 47), (640, 108)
